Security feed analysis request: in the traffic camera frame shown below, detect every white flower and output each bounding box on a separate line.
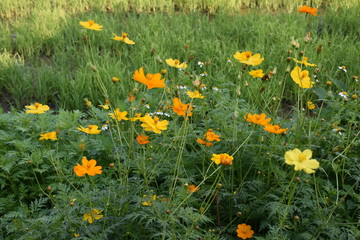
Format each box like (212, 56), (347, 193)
(177, 85), (187, 90)
(339, 91), (348, 100)
(197, 61), (204, 67)
(101, 124), (108, 131)
(212, 87), (219, 91)
(200, 72), (207, 77)
(338, 66), (347, 72)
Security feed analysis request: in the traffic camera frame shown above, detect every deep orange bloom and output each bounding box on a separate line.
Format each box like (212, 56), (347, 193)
(204, 129), (220, 142)
(171, 98), (193, 117)
(244, 113), (271, 126)
(263, 124), (288, 134)
(196, 138), (213, 147)
(187, 185), (200, 193)
(236, 224), (254, 239)
(133, 67), (166, 89)
(298, 5), (317, 16)
(211, 153), (234, 166)
(74, 157), (102, 176)
(136, 134), (150, 145)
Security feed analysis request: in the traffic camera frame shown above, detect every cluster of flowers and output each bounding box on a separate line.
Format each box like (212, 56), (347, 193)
(244, 113), (288, 135)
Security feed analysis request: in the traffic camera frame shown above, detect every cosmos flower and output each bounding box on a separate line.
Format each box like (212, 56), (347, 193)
(211, 153), (234, 166)
(165, 58), (188, 69)
(112, 33), (135, 45)
(290, 66), (314, 88)
(74, 157), (103, 176)
(293, 57), (316, 67)
(39, 131), (58, 140)
(298, 5), (318, 16)
(244, 113), (271, 126)
(140, 115), (168, 134)
(25, 102), (50, 114)
(187, 90), (205, 99)
(187, 185), (200, 193)
(284, 148), (320, 174)
(249, 69), (265, 78)
(171, 98), (193, 116)
(233, 51), (264, 66)
(263, 124), (288, 134)
(78, 125), (101, 134)
(79, 20), (103, 31)
(236, 224), (254, 239)
(307, 101), (316, 109)
(133, 67), (166, 89)
(83, 209), (104, 224)
(108, 108), (129, 121)
(136, 134), (150, 145)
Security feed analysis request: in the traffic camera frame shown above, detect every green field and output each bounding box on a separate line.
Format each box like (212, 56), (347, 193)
(0, 1), (359, 239)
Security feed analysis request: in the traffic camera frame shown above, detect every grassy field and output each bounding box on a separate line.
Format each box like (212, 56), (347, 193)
(0, 1), (359, 239)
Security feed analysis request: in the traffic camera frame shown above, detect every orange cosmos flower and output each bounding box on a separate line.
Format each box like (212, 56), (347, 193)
(249, 69), (265, 78)
(263, 124), (288, 134)
(171, 98), (193, 117)
(244, 113), (271, 126)
(187, 185), (200, 193)
(78, 125), (101, 134)
(79, 20), (103, 31)
(290, 66), (314, 88)
(140, 115), (168, 134)
(108, 108), (129, 121)
(204, 129), (220, 142)
(196, 138), (213, 147)
(236, 224), (254, 239)
(74, 156), (102, 176)
(39, 131), (58, 140)
(211, 153), (234, 166)
(136, 134), (150, 145)
(133, 67), (166, 89)
(298, 5), (317, 16)
(165, 58), (188, 69)
(233, 51), (264, 66)
(25, 102), (50, 114)
(112, 33), (135, 45)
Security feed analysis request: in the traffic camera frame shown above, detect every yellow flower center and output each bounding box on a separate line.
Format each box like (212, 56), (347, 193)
(174, 60), (180, 65)
(122, 33), (128, 38)
(301, 72), (307, 78)
(298, 153), (307, 162)
(88, 20), (95, 26)
(34, 102), (40, 108)
(153, 117), (159, 124)
(245, 53), (251, 59)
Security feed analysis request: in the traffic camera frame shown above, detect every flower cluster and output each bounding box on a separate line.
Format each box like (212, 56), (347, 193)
(197, 129), (221, 147)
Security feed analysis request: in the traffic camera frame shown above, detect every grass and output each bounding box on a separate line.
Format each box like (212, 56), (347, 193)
(0, 1), (359, 239)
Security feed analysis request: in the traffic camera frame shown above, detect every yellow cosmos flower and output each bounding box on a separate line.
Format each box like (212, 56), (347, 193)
(39, 131), (58, 140)
(25, 102), (50, 114)
(98, 99), (110, 110)
(165, 58), (188, 69)
(171, 97), (193, 117)
(112, 33), (135, 45)
(79, 20), (103, 31)
(263, 124), (288, 134)
(142, 195), (157, 206)
(129, 113), (142, 121)
(307, 101), (316, 109)
(186, 90), (205, 98)
(293, 57), (316, 67)
(112, 76), (120, 83)
(133, 67), (166, 89)
(236, 224), (254, 239)
(74, 157), (103, 177)
(244, 113), (271, 126)
(83, 209), (104, 224)
(290, 66), (314, 88)
(249, 69), (265, 78)
(233, 51), (264, 66)
(284, 148), (320, 174)
(78, 125), (101, 134)
(211, 153), (234, 166)
(140, 115), (168, 134)
(108, 108), (129, 121)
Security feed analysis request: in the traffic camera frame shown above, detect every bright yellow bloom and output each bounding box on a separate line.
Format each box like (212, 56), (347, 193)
(307, 101), (316, 109)
(293, 57), (316, 67)
(112, 76), (120, 83)
(112, 33), (135, 45)
(108, 108), (129, 121)
(83, 209), (104, 224)
(133, 67), (166, 89)
(25, 102), (50, 114)
(244, 113), (271, 126)
(249, 69), (265, 78)
(211, 153), (234, 166)
(204, 129), (220, 142)
(142, 195), (157, 206)
(74, 157), (103, 177)
(140, 115), (168, 134)
(98, 99), (110, 110)
(39, 131), (58, 140)
(284, 148), (320, 174)
(290, 66), (314, 88)
(263, 124), (288, 134)
(129, 113), (142, 121)
(171, 98), (193, 117)
(236, 224), (254, 239)
(187, 185), (200, 193)
(165, 58), (188, 69)
(233, 51), (264, 66)
(78, 125), (101, 134)
(186, 90), (205, 98)
(136, 134), (150, 145)
(298, 5), (317, 16)
(74, 233), (80, 238)
(79, 20), (103, 31)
